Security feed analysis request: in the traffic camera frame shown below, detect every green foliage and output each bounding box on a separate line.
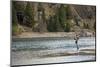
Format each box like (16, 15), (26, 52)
(13, 1), (25, 11)
(12, 4), (19, 34)
(66, 5), (71, 19)
(47, 5), (71, 32)
(12, 4), (18, 26)
(12, 2), (95, 33)
(58, 5), (67, 29)
(25, 3), (33, 19)
(58, 5), (72, 32)
(12, 25), (18, 34)
(94, 22), (96, 30)
(55, 14), (63, 32)
(64, 21), (71, 32)
(24, 2), (35, 28)
(47, 16), (57, 32)
(83, 23), (89, 29)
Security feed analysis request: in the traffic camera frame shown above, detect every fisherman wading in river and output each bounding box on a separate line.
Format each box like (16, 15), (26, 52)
(74, 34), (80, 51)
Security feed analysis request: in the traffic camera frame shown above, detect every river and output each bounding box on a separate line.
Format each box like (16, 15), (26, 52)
(11, 37), (96, 66)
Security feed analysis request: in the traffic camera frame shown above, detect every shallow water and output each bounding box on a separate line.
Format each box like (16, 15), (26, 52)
(12, 37), (95, 50)
(11, 37), (96, 66)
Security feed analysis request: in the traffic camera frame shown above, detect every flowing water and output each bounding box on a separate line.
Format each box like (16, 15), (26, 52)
(11, 37), (96, 66)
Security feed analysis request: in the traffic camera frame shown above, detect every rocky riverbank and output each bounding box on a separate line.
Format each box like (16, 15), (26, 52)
(12, 30), (95, 38)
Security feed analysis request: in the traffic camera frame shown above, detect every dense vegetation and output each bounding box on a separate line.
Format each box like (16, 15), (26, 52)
(12, 1), (96, 35)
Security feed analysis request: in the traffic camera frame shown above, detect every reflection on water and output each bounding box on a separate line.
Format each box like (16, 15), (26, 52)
(11, 37), (96, 66)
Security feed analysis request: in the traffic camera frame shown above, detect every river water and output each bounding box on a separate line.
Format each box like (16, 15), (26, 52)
(11, 37), (96, 66)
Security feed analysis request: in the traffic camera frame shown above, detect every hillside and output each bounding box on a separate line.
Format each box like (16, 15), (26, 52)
(12, 1), (96, 36)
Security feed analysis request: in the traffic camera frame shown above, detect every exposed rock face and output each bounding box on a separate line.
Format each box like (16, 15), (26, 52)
(69, 5), (96, 19)
(12, 1), (96, 32)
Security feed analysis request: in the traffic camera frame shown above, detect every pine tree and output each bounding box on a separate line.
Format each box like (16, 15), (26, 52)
(64, 21), (71, 32)
(93, 22), (96, 31)
(24, 2), (35, 28)
(58, 5), (71, 32)
(66, 5), (71, 19)
(12, 4), (19, 35)
(47, 16), (57, 32)
(58, 5), (67, 29)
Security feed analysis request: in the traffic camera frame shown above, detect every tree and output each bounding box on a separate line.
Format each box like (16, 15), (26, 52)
(12, 4), (19, 35)
(94, 22), (96, 31)
(24, 2), (35, 28)
(13, 1), (25, 11)
(47, 16), (57, 32)
(83, 23), (89, 29)
(58, 5), (67, 29)
(66, 5), (71, 19)
(64, 21), (71, 32)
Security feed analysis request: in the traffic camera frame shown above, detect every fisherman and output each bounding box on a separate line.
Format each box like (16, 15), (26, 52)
(74, 34), (79, 50)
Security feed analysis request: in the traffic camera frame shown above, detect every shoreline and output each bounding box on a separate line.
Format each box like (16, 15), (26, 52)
(12, 37), (95, 42)
(12, 32), (95, 38)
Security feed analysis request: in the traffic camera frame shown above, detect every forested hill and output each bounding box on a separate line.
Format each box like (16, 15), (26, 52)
(12, 1), (96, 35)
